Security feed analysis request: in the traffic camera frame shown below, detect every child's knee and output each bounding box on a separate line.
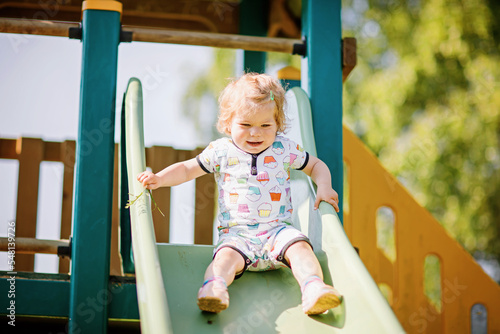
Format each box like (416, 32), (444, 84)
(214, 247), (246, 270)
(287, 240), (313, 255)
(283, 240), (315, 266)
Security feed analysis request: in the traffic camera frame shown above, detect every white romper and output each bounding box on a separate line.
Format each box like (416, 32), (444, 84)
(197, 136), (313, 273)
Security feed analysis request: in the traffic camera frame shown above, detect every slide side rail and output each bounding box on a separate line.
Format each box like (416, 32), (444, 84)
(123, 78), (173, 334)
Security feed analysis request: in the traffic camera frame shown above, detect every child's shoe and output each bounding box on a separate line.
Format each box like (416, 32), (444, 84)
(197, 276), (229, 313)
(301, 275), (342, 315)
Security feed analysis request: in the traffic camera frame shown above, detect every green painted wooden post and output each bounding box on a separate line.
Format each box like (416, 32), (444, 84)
(69, 3), (122, 333)
(239, 0), (267, 73)
(302, 0), (344, 222)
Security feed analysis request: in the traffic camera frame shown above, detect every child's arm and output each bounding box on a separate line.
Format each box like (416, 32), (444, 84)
(137, 158), (206, 190)
(301, 155), (340, 212)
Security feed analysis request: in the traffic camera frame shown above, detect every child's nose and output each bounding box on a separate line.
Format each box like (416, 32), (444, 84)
(250, 127), (261, 136)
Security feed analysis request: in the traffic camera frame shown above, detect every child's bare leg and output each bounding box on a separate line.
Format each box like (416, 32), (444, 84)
(285, 241), (324, 284)
(198, 247), (245, 313)
(204, 247), (245, 285)
(285, 241), (342, 314)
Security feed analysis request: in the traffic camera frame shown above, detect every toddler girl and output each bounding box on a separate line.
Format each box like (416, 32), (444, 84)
(137, 73), (342, 315)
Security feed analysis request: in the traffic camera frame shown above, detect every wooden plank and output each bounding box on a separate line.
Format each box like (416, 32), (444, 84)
(0, 0), (240, 34)
(15, 137), (44, 271)
(128, 26), (303, 54)
(0, 18), (303, 54)
(43, 141), (62, 162)
(175, 149), (198, 243)
(0, 18), (76, 37)
(194, 148), (215, 245)
(0, 138), (17, 160)
(0, 138), (17, 159)
(58, 140), (75, 274)
(110, 145), (123, 276)
(342, 37), (357, 82)
(0, 237), (69, 255)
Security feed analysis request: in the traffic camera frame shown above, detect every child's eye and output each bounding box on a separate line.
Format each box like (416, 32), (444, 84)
(240, 123), (251, 127)
(262, 124), (271, 128)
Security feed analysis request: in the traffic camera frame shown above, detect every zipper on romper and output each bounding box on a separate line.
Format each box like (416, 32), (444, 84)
(251, 154), (258, 175)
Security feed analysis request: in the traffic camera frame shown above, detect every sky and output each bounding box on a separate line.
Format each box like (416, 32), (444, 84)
(0, 33), (217, 272)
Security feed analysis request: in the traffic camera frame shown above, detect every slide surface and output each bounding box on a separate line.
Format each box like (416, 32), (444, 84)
(125, 81), (405, 333)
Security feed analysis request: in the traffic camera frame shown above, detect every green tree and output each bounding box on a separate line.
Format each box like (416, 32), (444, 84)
(182, 49), (237, 144)
(342, 0), (500, 264)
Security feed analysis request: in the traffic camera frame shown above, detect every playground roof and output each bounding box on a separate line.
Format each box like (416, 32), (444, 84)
(0, 0), (302, 37)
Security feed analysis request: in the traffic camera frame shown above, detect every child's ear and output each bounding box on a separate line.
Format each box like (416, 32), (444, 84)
(225, 121), (232, 135)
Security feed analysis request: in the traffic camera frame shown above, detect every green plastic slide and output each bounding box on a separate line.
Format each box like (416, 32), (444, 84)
(125, 79), (405, 333)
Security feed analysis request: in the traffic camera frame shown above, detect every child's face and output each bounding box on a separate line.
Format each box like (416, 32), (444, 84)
(229, 102), (278, 154)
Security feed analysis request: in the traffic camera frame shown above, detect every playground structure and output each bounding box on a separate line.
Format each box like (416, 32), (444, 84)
(1, 1), (499, 333)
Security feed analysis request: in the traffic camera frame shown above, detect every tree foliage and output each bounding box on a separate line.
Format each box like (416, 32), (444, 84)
(342, 0), (500, 261)
(182, 49), (237, 144)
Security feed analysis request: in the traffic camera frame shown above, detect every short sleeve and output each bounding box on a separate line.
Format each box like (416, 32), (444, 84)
(284, 138), (309, 170)
(196, 141), (217, 174)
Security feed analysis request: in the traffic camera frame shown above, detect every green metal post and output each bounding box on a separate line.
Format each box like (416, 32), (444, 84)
(69, 5), (121, 333)
(239, 0), (267, 73)
(302, 0), (344, 222)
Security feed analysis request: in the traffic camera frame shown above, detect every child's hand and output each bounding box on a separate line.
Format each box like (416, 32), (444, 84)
(137, 171), (160, 190)
(314, 185), (340, 212)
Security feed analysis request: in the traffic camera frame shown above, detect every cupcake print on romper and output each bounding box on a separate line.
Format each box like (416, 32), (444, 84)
(278, 205), (286, 217)
(216, 148), (227, 159)
(269, 186), (282, 201)
(283, 154), (297, 173)
(229, 188), (239, 204)
(256, 171), (269, 186)
(263, 156), (278, 169)
(237, 175), (248, 185)
(222, 173), (231, 185)
(271, 141), (285, 155)
(258, 203), (272, 218)
(219, 201), (231, 221)
(237, 230), (261, 245)
(247, 220), (259, 230)
(238, 204), (250, 219)
(276, 171), (286, 185)
(227, 156), (239, 168)
(246, 186), (262, 202)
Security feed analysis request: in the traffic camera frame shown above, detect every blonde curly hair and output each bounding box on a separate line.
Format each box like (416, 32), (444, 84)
(217, 73), (287, 135)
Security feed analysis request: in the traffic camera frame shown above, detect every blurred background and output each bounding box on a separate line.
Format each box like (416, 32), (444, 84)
(0, 0), (499, 283)
(341, 0), (500, 282)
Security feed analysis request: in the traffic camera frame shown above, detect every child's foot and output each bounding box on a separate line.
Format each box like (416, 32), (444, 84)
(197, 276), (229, 313)
(301, 276), (342, 315)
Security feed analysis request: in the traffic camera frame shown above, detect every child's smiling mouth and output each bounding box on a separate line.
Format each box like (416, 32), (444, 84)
(247, 141), (263, 147)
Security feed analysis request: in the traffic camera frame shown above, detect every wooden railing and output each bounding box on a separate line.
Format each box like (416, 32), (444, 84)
(342, 126), (500, 333)
(0, 138), (75, 273)
(0, 137), (215, 275)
